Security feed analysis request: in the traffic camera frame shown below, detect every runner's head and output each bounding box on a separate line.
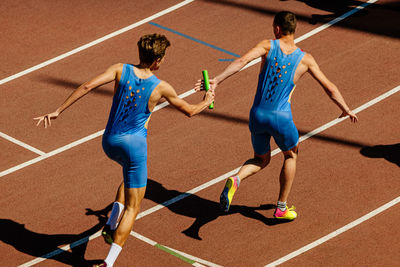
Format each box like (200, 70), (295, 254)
(137, 34), (171, 70)
(273, 11), (297, 38)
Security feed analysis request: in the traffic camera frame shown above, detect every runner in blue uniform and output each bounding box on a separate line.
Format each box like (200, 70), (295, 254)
(35, 34), (214, 267)
(196, 11), (357, 220)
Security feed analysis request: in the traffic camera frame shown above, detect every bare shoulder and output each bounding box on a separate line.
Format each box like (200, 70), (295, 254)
(155, 80), (176, 96)
(104, 63), (124, 75)
(302, 53), (317, 66)
(157, 80), (173, 91)
(113, 63), (124, 72)
(256, 39), (272, 51)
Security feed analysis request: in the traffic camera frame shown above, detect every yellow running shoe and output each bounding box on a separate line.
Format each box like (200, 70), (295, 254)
(273, 205), (297, 220)
(220, 176), (239, 212)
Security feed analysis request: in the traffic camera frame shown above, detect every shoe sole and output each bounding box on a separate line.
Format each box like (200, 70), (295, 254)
(220, 187), (230, 212)
(102, 232), (114, 244)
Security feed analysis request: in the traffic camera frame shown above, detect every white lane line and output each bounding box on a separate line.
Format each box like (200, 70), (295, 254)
(0, 131), (45, 155)
(131, 231), (222, 267)
(264, 196), (400, 267)
(241, 0), (379, 72)
(0, 0), (379, 176)
(0, 130), (104, 177)
(17, 84), (399, 266)
(0, 0), (195, 86)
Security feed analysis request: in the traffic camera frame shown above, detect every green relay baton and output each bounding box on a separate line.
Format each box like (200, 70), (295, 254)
(202, 70), (214, 109)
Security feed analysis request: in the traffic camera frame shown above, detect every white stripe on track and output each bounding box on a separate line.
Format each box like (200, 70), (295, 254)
(0, 0), (195, 86)
(264, 196), (400, 267)
(131, 231), (222, 267)
(17, 84), (399, 266)
(0, 130), (104, 177)
(0, 131), (45, 155)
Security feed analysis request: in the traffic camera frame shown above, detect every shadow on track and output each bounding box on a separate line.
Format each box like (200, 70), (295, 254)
(35, 74), (114, 97)
(201, 0), (400, 39)
(145, 179), (289, 241)
(0, 204), (112, 266)
(360, 143), (400, 167)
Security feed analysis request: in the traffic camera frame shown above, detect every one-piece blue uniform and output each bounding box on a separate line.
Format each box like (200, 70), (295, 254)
(102, 64), (160, 188)
(249, 39), (305, 154)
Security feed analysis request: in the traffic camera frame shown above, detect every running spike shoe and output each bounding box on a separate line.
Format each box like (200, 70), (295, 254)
(220, 176), (239, 212)
(101, 224), (114, 244)
(273, 205), (297, 220)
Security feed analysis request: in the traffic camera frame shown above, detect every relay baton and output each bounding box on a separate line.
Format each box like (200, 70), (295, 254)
(202, 70), (214, 109)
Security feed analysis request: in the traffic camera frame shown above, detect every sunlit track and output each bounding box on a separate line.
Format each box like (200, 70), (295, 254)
(0, 0), (195, 86)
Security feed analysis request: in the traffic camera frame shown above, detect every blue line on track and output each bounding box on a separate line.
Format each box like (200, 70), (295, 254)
(218, 59), (235, 62)
(148, 22), (240, 58)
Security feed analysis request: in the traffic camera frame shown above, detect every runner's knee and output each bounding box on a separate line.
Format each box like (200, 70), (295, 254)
(255, 153), (271, 168)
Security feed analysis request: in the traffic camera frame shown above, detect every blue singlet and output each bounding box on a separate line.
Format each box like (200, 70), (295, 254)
(249, 39), (305, 154)
(102, 64), (161, 188)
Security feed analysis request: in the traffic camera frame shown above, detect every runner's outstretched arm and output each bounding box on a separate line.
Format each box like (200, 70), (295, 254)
(34, 64), (123, 128)
(305, 54), (358, 123)
(159, 81), (215, 117)
(195, 40), (271, 92)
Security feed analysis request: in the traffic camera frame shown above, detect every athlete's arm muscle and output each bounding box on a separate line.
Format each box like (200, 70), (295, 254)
(34, 63), (123, 128)
(158, 81), (214, 117)
(213, 40), (271, 86)
(304, 54), (358, 123)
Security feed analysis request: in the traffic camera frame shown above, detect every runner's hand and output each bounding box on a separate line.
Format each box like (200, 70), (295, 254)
(194, 78), (218, 91)
(34, 111), (60, 128)
(339, 110), (358, 123)
(204, 88), (215, 105)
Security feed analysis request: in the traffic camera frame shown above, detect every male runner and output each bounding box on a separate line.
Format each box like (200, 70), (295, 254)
(35, 33), (214, 267)
(198, 11), (358, 220)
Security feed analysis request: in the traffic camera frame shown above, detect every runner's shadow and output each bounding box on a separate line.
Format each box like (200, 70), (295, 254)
(360, 143), (400, 167)
(0, 204), (112, 266)
(145, 179), (289, 241)
(35, 74), (114, 97)
(284, 0), (368, 24)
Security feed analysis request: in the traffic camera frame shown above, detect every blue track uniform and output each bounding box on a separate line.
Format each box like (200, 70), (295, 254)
(102, 64), (160, 188)
(249, 39), (305, 154)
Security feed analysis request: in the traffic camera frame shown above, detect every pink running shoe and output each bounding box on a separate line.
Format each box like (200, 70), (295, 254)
(273, 205), (297, 220)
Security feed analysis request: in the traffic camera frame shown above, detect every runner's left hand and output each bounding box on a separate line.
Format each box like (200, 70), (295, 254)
(339, 110), (358, 123)
(34, 111), (60, 128)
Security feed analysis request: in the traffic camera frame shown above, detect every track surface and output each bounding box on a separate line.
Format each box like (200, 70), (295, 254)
(1, 0), (399, 266)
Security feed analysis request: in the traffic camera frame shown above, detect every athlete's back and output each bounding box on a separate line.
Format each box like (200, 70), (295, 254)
(104, 64), (161, 136)
(252, 39), (305, 112)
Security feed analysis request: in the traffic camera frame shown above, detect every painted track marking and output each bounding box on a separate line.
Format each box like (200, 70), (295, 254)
(0, 0), (195, 86)
(17, 84), (399, 266)
(149, 22), (241, 57)
(0, 131), (45, 155)
(131, 231), (223, 267)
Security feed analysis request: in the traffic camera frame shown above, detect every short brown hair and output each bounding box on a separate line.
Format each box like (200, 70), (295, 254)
(137, 34), (171, 64)
(273, 11), (297, 35)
